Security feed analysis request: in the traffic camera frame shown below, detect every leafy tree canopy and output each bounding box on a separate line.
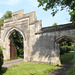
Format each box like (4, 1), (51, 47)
(3, 11), (12, 19)
(0, 11), (12, 26)
(69, 10), (75, 22)
(38, 0), (75, 16)
(52, 22), (58, 26)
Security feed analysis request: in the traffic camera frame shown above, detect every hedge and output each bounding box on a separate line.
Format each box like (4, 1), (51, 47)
(0, 46), (3, 74)
(60, 46), (74, 55)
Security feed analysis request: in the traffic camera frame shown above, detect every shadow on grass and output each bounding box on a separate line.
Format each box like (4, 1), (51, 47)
(48, 59), (73, 75)
(0, 67), (8, 75)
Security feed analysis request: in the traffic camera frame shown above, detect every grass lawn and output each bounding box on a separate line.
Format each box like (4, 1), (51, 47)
(2, 51), (74, 75)
(60, 51), (75, 75)
(2, 62), (57, 75)
(60, 51), (74, 63)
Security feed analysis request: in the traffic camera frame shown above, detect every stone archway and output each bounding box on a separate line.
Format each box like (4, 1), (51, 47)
(4, 28), (28, 60)
(1, 9), (75, 65)
(56, 36), (75, 44)
(0, 10), (37, 62)
(55, 36), (75, 64)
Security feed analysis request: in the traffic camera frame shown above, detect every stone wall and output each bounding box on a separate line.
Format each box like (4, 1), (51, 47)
(29, 31), (60, 65)
(0, 10), (42, 62)
(29, 24), (75, 65)
(0, 9), (75, 65)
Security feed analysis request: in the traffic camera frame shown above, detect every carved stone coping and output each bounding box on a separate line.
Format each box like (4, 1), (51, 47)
(35, 22), (75, 34)
(4, 18), (13, 23)
(4, 10), (36, 25)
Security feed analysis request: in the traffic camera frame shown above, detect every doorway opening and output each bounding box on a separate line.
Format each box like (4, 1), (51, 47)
(9, 30), (24, 59)
(57, 36), (74, 63)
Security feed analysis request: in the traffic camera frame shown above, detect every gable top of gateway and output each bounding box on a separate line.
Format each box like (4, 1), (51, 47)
(4, 9), (36, 24)
(12, 9), (24, 18)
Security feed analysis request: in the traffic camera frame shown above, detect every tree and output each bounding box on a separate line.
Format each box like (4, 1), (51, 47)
(3, 11), (12, 19)
(69, 10), (75, 22)
(52, 23), (58, 26)
(0, 18), (4, 26)
(0, 11), (12, 26)
(38, 0), (75, 16)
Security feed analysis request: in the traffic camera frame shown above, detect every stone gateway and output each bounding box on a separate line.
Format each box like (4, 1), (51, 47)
(0, 10), (75, 65)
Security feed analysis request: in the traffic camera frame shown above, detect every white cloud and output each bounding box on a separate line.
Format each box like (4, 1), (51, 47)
(0, 0), (21, 6)
(28, 0), (39, 7)
(0, 13), (3, 18)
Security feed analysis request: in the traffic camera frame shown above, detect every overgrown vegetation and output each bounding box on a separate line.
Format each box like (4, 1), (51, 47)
(0, 46), (3, 74)
(60, 51), (74, 63)
(3, 62), (57, 75)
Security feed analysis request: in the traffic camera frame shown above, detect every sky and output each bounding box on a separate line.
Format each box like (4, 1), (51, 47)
(0, 0), (71, 27)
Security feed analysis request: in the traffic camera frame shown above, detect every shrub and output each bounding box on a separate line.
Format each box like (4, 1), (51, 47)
(0, 46), (3, 73)
(60, 40), (74, 55)
(60, 46), (74, 55)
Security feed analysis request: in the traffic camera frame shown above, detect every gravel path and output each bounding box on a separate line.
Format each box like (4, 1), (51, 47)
(48, 59), (73, 75)
(2, 59), (23, 67)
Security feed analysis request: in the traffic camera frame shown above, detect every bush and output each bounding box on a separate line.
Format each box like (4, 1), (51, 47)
(0, 46), (3, 73)
(60, 40), (74, 55)
(60, 46), (74, 55)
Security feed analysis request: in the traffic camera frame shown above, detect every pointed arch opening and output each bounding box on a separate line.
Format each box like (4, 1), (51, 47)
(9, 30), (24, 59)
(56, 36), (74, 63)
(4, 28), (27, 60)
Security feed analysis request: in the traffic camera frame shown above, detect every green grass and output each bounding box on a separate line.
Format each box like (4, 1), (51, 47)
(60, 51), (75, 75)
(3, 51), (74, 75)
(60, 51), (74, 63)
(3, 62), (57, 75)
